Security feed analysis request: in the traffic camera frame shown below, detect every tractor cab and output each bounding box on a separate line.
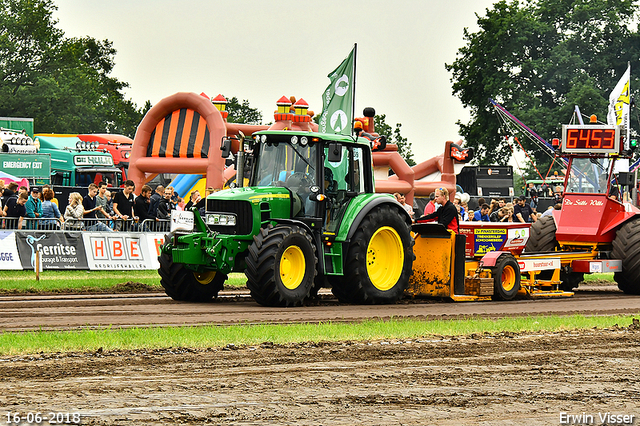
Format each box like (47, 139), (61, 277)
(549, 124), (638, 248)
(246, 131), (374, 232)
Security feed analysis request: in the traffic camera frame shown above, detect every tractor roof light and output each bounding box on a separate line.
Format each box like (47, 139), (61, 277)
(291, 135), (298, 145)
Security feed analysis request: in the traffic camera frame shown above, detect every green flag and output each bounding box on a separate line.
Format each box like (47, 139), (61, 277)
(319, 45), (356, 135)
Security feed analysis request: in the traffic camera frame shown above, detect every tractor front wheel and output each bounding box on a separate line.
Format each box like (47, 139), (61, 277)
(491, 254), (521, 301)
(612, 217), (640, 295)
(158, 249), (226, 302)
(245, 224), (317, 306)
(333, 204), (413, 304)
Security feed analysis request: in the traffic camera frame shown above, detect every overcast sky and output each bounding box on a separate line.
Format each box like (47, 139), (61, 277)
(52, 0), (497, 163)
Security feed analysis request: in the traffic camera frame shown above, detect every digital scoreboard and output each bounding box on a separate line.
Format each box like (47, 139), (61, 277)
(561, 125), (621, 154)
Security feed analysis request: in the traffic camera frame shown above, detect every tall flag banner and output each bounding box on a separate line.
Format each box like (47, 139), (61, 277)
(608, 63), (631, 172)
(607, 64), (631, 128)
(319, 45), (356, 135)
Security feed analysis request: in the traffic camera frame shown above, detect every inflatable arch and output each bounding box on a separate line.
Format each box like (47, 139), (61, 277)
(128, 93), (319, 194)
(129, 92), (470, 203)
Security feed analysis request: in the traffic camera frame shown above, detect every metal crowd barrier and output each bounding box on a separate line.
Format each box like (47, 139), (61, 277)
(2, 217), (171, 232)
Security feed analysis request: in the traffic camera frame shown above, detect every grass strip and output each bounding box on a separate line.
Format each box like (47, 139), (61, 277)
(0, 270), (246, 293)
(0, 314), (637, 356)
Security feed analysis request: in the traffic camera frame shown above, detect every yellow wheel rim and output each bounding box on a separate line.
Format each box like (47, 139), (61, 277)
(193, 270), (216, 285)
(280, 245), (306, 290)
(500, 265), (517, 292)
(366, 226), (404, 291)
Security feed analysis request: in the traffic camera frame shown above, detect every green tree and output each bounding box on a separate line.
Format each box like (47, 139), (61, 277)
(225, 96), (263, 124)
(446, 0), (640, 167)
(0, 0), (145, 137)
(374, 114), (415, 166)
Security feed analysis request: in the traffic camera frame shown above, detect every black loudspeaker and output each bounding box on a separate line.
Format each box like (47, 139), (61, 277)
(617, 172), (634, 186)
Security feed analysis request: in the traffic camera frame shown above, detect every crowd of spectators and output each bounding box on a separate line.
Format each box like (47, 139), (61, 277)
(0, 179), (210, 231)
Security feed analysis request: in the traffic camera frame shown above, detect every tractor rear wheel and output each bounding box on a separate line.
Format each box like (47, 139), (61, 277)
(491, 254), (521, 301)
(560, 271), (584, 292)
(158, 249), (226, 302)
(525, 215), (557, 252)
(612, 217), (640, 295)
(333, 204), (413, 304)
(245, 224), (317, 306)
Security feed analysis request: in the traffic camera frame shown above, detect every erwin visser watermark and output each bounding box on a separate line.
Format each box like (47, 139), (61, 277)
(560, 412), (636, 425)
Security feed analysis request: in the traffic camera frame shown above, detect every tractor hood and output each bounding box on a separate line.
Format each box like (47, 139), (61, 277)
(204, 186), (300, 236)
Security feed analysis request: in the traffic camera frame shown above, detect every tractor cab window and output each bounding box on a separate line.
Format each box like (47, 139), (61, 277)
(324, 144), (366, 232)
(567, 158), (612, 194)
(253, 142), (319, 217)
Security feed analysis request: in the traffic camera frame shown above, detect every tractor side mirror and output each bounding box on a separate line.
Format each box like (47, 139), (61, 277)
(328, 142), (342, 162)
(220, 137), (232, 158)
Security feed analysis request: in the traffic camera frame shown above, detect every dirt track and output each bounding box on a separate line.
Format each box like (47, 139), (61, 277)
(0, 284), (639, 332)
(1, 284), (640, 425)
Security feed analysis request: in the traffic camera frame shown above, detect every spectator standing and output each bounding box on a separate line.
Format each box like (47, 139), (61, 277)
(25, 187), (43, 229)
(112, 180), (136, 230)
(526, 183), (538, 211)
(452, 193), (468, 220)
(185, 190), (204, 211)
(3, 192), (27, 229)
(157, 187), (174, 220)
(41, 184), (58, 207)
(513, 195), (537, 223)
(490, 206), (512, 222)
(95, 182), (112, 221)
(148, 185), (164, 219)
(134, 185), (156, 230)
(41, 188), (63, 229)
(104, 190), (114, 216)
(394, 192), (414, 220)
(553, 186), (563, 205)
(423, 192), (437, 215)
(63, 193), (85, 230)
(473, 203), (491, 222)
(83, 183), (109, 225)
(166, 185), (178, 208)
(0, 182), (19, 218)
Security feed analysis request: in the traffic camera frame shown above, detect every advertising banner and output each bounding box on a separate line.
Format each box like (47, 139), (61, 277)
(15, 231), (88, 269)
(83, 232), (165, 270)
(0, 231), (22, 270)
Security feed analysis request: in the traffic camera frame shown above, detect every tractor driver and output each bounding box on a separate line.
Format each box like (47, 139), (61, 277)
(416, 187), (459, 233)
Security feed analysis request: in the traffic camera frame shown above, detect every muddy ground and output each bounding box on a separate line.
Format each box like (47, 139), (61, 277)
(2, 324), (639, 425)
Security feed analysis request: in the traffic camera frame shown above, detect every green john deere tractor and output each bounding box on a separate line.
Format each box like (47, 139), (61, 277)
(158, 130), (414, 306)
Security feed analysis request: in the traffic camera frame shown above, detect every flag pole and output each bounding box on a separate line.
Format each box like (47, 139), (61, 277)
(351, 43), (357, 136)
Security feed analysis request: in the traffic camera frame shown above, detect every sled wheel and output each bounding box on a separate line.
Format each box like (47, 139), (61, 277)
(491, 254), (521, 301)
(158, 249), (226, 302)
(612, 217), (640, 295)
(245, 224), (317, 306)
(333, 204), (414, 304)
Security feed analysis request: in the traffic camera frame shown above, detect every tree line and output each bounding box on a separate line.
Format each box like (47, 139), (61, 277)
(447, 0), (640, 175)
